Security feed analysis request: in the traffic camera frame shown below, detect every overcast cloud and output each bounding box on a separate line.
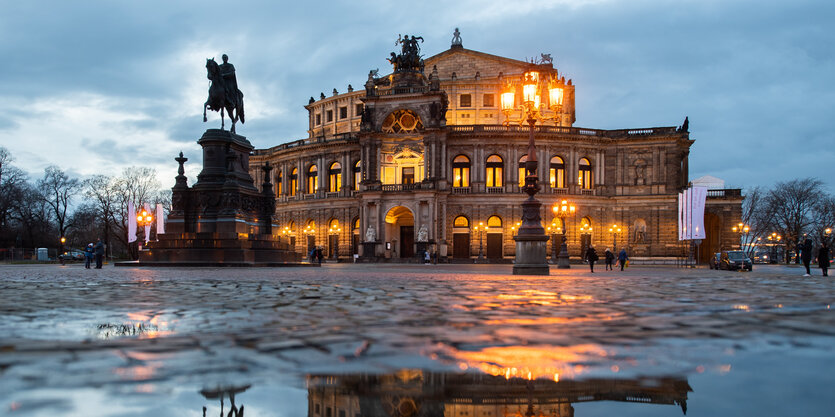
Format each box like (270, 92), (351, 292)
(1, 0), (833, 191)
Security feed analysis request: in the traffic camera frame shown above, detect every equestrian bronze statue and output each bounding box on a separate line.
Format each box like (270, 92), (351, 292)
(204, 54), (245, 133)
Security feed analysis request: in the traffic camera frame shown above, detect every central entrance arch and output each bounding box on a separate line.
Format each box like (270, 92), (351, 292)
(385, 206), (415, 259)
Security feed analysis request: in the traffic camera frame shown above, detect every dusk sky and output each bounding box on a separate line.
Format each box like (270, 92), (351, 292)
(1, 0), (833, 192)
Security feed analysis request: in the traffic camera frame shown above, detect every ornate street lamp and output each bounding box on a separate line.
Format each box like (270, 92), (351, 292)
(608, 224), (622, 252)
(328, 224), (341, 260)
(136, 208), (154, 251)
(546, 221), (562, 264)
(552, 199), (576, 269)
(503, 67), (564, 275)
(732, 222), (749, 252)
(474, 221), (489, 262)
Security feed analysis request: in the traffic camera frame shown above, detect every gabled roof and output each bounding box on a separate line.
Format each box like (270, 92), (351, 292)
(424, 47), (532, 69)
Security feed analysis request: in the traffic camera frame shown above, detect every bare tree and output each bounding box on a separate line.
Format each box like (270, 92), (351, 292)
(764, 178), (823, 263)
(111, 167), (162, 259)
(84, 175), (120, 257)
(740, 186), (773, 259)
(0, 148), (28, 232)
(38, 166), (81, 250)
(811, 195), (835, 247)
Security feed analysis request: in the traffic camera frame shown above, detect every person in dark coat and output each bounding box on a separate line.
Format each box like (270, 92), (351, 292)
(585, 246), (598, 273)
(316, 247), (323, 264)
(818, 244), (830, 277)
(94, 238), (105, 269)
(604, 248), (615, 271)
(801, 238), (813, 276)
(84, 243), (94, 269)
(618, 248), (628, 271)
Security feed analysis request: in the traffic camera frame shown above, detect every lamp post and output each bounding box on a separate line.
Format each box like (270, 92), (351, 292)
(328, 225), (341, 260)
(546, 221), (562, 264)
(608, 224), (621, 252)
(474, 221), (488, 262)
(503, 66), (564, 275)
(552, 199), (575, 269)
(732, 222), (749, 253)
(136, 208), (154, 251)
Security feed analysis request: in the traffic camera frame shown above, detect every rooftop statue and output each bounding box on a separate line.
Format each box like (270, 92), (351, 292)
(451, 28), (462, 47)
(389, 34), (425, 73)
(204, 54), (245, 133)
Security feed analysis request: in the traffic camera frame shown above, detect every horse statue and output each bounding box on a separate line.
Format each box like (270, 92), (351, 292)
(204, 57), (245, 133)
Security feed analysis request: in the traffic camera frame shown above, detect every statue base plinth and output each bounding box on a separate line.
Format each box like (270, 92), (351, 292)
(513, 234), (550, 275)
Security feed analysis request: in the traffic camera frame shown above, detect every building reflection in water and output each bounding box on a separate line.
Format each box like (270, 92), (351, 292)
(200, 384), (250, 417)
(307, 370), (691, 417)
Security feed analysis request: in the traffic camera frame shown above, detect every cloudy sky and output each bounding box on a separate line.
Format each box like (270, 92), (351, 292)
(1, 0), (833, 191)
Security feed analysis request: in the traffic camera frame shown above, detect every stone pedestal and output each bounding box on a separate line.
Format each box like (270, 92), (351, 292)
(119, 129), (302, 267)
(512, 234), (550, 275)
(361, 242), (379, 260)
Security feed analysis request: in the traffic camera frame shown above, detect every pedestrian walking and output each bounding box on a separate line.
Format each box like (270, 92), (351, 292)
(84, 243), (94, 269)
(309, 247), (316, 263)
(94, 238), (104, 269)
(585, 246), (598, 273)
(604, 248), (614, 271)
(316, 247), (323, 264)
(818, 243), (830, 277)
(618, 248), (628, 271)
(801, 238), (813, 276)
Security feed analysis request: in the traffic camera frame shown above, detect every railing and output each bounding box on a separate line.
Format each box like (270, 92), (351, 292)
(451, 187), (471, 194)
(580, 189), (595, 196)
(370, 86), (431, 97)
(707, 189), (742, 198)
(486, 187), (504, 194)
(378, 182), (436, 192)
(550, 188), (568, 194)
(251, 134), (359, 155)
(302, 194), (316, 200)
(448, 124), (679, 138)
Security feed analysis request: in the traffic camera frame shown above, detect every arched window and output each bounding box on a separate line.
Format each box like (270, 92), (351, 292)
(579, 158), (593, 189)
(353, 217), (360, 230)
(580, 216), (592, 233)
(382, 109), (423, 133)
(307, 165), (318, 193)
(452, 155), (470, 188)
(328, 162), (342, 192)
(550, 156), (565, 188)
(275, 170), (283, 196)
(353, 160), (361, 190)
(486, 155), (503, 187)
(453, 216), (470, 228)
(289, 168), (298, 197)
(518, 155), (528, 187)
(487, 215), (502, 228)
(328, 218), (340, 232)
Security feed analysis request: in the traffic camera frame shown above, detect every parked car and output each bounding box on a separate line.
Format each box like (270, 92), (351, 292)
(58, 250), (85, 261)
(718, 250), (753, 271)
(709, 252), (721, 269)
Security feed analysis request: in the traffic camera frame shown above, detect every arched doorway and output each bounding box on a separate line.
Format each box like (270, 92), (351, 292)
(452, 216), (471, 259)
(700, 212), (722, 264)
(486, 215), (503, 259)
(385, 206), (415, 259)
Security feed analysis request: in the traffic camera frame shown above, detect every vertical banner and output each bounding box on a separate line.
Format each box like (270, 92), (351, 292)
(128, 201), (137, 243)
(143, 203), (152, 244)
(678, 191), (684, 240)
(691, 186), (707, 239)
(155, 203), (165, 236)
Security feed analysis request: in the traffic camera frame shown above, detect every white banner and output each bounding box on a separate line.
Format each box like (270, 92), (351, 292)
(144, 203), (152, 244)
(155, 203), (165, 236)
(678, 186), (707, 240)
(127, 202), (137, 243)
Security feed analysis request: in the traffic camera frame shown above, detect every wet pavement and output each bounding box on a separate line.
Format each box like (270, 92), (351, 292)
(0, 263), (833, 416)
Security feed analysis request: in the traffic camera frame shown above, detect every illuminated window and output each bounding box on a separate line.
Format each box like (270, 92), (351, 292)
(329, 218), (340, 230)
(289, 168), (298, 196)
(353, 218), (360, 230)
(452, 155), (470, 187)
(275, 170), (282, 196)
(328, 162), (342, 192)
(307, 165), (318, 193)
(486, 155), (503, 187)
(518, 155), (528, 187)
(550, 156), (565, 188)
(402, 167), (415, 184)
(487, 215), (502, 228)
(353, 160), (361, 190)
(382, 109), (423, 133)
(454, 216), (470, 228)
(483, 93), (495, 107)
(460, 94), (472, 107)
(579, 158), (593, 189)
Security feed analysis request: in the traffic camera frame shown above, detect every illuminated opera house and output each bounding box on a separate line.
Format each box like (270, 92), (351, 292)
(248, 30), (742, 263)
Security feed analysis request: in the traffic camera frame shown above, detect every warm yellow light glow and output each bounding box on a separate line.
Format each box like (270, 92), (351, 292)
(137, 215), (143, 222)
(522, 83), (539, 106)
(549, 85), (564, 107)
(60, 237), (66, 243)
(501, 91), (515, 110)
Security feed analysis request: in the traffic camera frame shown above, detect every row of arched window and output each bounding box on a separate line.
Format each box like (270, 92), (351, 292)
(452, 155), (594, 189)
(273, 161), (362, 196)
(452, 215), (595, 231)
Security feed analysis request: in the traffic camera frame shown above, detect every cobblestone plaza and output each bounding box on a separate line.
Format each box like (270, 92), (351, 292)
(1, 264), (833, 416)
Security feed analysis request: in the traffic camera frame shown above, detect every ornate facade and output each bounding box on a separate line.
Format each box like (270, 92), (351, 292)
(249, 33), (741, 262)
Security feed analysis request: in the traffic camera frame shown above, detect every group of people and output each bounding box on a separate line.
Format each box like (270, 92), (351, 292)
(83, 238), (105, 269)
(308, 247), (324, 264)
(584, 246), (629, 272)
(799, 239), (830, 277)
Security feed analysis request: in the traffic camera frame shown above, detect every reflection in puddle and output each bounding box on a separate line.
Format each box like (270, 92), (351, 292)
(306, 370), (691, 416)
(95, 323), (160, 339)
(200, 384), (251, 417)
